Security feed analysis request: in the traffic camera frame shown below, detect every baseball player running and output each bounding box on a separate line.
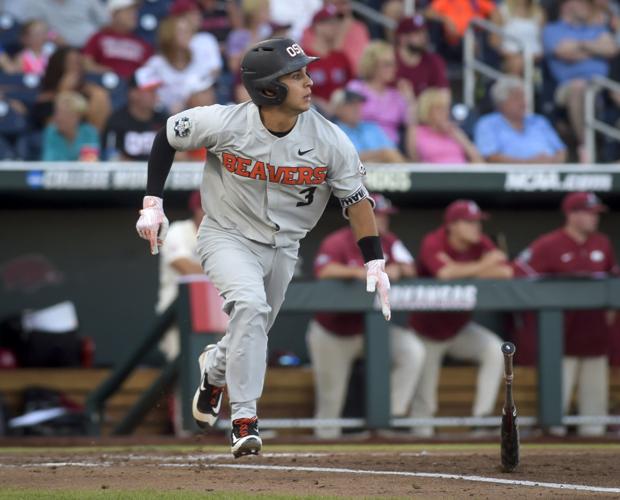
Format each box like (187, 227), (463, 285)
(136, 38), (391, 458)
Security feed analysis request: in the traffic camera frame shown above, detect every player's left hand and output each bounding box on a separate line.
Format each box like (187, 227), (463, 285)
(365, 259), (391, 321)
(136, 195), (169, 255)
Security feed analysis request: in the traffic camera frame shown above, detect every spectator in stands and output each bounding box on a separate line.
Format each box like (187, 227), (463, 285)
(407, 200), (509, 437)
(425, 0), (496, 59)
(169, 0), (223, 86)
(270, 0), (321, 42)
(14, 20), (55, 76)
(394, 15), (449, 97)
(413, 87), (483, 163)
(42, 91), (100, 161)
(543, 0), (619, 159)
(306, 194), (424, 439)
(157, 190), (205, 436)
(19, 0), (109, 48)
(198, 0), (242, 45)
(82, 0), (153, 79)
(331, 88), (406, 162)
(475, 78), (567, 163)
(303, 6), (353, 114)
(347, 41), (416, 150)
(513, 192), (618, 436)
(102, 68), (166, 161)
(140, 16), (216, 114)
(226, 0), (273, 73)
(301, 0), (370, 70)
(490, 0), (546, 76)
(34, 47), (111, 132)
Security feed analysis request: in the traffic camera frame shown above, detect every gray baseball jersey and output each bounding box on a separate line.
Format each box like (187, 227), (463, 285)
(166, 101), (369, 247)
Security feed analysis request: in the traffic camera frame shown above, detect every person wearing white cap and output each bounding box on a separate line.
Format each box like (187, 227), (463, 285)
(83, 0), (155, 79)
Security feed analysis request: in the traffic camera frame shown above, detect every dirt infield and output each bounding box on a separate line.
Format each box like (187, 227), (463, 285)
(1, 443), (620, 498)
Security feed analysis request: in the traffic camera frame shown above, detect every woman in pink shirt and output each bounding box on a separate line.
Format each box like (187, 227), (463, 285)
(347, 40), (415, 152)
(413, 88), (483, 163)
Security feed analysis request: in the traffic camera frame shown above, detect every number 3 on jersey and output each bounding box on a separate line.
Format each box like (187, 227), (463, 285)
(296, 187), (317, 207)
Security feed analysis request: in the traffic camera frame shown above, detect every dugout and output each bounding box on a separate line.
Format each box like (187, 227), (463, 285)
(1, 162), (620, 368)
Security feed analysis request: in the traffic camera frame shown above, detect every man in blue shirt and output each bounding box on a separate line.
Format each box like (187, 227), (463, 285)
(331, 89), (407, 163)
(475, 78), (567, 163)
(543, 0), (618, 154)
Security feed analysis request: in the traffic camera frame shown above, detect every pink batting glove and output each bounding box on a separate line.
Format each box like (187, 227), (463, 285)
(365, 259), (391, 321)
(136, 196), (169, 255)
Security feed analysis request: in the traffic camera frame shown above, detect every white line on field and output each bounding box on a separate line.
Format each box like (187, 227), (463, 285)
(2, 457), (619, 494)
(162, 463), (620, 494)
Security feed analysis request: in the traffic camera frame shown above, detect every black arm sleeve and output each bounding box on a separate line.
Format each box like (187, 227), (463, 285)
(145, 127), (176, 197)
(357, 236), (384, 263)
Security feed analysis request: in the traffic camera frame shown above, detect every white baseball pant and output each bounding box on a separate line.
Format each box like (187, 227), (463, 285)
(306, 319), (426, 439)
(197, 219), (298, 420)
(409, 322), (504, 436)
(563, 355), (608, 436)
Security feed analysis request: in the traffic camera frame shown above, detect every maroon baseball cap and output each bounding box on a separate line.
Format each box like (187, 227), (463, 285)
(562, 192), (607, 214)
(444, 200), (488, 224)
(396, 14), (427, 36)
(371, 193), (398, 215)
(188, 190), (202, 212)
(169, 0), (199, 16)
(312, 5), (341, 24)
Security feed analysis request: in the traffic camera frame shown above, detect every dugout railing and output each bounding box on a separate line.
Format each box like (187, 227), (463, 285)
(84, 276), (620, 435)
(174, 276), (620, 434)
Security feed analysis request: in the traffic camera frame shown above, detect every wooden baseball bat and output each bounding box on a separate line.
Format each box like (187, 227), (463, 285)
(500, 342), (520, 473)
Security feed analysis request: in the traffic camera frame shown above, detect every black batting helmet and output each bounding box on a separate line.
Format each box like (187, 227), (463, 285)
(241, 38), (319, 106)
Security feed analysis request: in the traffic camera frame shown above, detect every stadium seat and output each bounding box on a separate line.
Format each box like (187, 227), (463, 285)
(0, 13), (22, 56)
(0, 100), (27, 136)
(140, 0), (174, 19)
(84, 72), (128, 111)
(0, 73), (40, 90)
(0, 73), (40, 111)
(135, 14), (160, 46)
(0, 134), (15, 159)
(15, 131), (42, 161)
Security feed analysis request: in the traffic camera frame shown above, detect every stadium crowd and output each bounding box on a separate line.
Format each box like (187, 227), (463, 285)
(0, 0), (618, 162)
(1, 0), (619, 436)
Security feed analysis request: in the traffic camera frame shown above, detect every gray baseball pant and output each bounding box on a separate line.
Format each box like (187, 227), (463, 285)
(197, 219), (298, 420)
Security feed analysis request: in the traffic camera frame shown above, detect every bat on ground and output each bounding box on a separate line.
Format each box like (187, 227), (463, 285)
(500, 342), (519, 472)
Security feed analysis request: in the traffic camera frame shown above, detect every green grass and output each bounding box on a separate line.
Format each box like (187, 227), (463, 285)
(1, 442), (620, 455)
(0, 491), (406, 500)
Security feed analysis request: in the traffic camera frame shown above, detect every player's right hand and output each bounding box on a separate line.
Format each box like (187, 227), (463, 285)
(136, 195), (169, 255)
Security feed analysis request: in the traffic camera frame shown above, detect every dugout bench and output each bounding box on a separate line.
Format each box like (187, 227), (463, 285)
(176, 277), (620, 433)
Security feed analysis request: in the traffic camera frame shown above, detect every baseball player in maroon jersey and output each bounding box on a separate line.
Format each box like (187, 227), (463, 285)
(135, 38), (391, 457)
(513, 192), (619, 436)
(306, 194), (425, 438)
(407, 200), (512, 436)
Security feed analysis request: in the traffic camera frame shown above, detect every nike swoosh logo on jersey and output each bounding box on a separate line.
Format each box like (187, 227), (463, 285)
(298, 148), (314, 156)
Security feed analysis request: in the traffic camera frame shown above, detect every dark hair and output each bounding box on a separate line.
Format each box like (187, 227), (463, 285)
(40, 46), (82, 92)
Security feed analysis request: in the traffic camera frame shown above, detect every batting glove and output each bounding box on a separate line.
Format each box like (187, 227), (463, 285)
(365, 259), (391, 321)
(136, 195), (169, 255)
